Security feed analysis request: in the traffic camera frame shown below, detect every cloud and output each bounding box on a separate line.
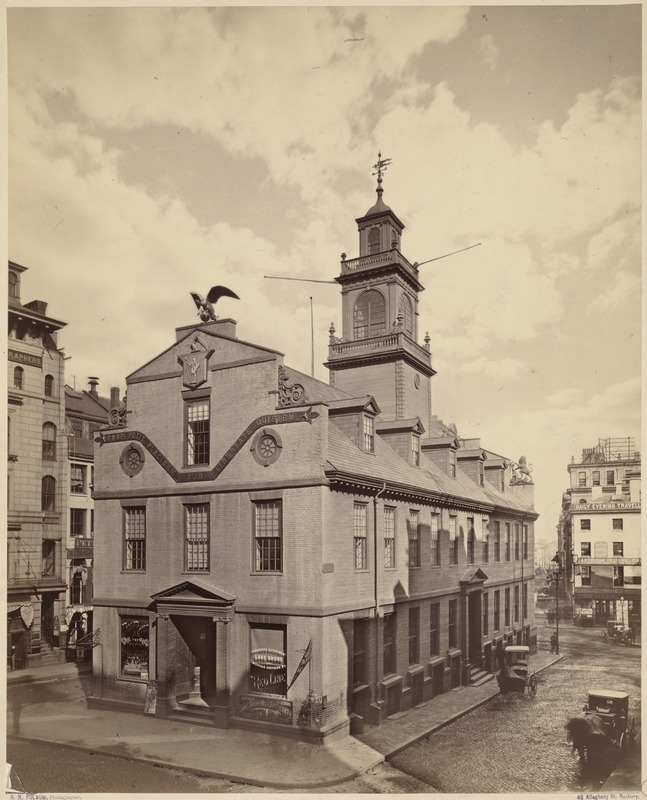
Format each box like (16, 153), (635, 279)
(476, 34), (500, 70)
(459, 356), (525, 379)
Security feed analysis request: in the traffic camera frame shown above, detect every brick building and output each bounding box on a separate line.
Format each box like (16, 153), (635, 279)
(91, 171), (538, 741)
(559, 438), (641, 628)
(7, 260), (68, 668)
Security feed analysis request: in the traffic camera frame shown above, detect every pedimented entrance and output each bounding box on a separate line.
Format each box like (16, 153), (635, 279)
(460, 567), (489, 673)
(150, 580), (235, 724)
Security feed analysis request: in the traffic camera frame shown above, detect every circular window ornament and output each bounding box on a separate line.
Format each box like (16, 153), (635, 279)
(414, 374), (420, 389)
(120, 444), (145, 477)
(250, 428), (283, 467)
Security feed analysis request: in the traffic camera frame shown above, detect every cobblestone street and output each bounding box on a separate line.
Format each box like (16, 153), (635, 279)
(389, 615), (641, 793)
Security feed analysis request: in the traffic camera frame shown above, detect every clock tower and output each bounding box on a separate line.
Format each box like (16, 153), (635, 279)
(325, 156), (435, 430)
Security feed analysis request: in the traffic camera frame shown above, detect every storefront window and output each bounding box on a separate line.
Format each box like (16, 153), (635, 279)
(249, 624), (287, 695)
(120, 617), (149, 679)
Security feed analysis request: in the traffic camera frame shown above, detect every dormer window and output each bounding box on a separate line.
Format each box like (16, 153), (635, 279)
(449, 448), (457, 478)
(363, 415), (374, 453)
(411, 434), (420, 466)
(8, 271), (18, 297)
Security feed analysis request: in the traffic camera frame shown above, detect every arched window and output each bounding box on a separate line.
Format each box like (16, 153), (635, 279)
(368, 227), (381, 254)
(42, 422), (57, 460)
(13, 366), (24, 389)
(41, 475), (56, 511)
(8, 272), (18, 297)
(354, 290), (386, 340)
(399, 294), (413, 336)
(44, 374), (54, 397)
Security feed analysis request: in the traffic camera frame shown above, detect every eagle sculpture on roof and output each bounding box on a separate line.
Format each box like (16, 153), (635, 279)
(190, 285), (239, 323)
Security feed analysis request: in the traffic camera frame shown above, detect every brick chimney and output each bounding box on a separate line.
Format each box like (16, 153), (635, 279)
(110, 387), (121, 407)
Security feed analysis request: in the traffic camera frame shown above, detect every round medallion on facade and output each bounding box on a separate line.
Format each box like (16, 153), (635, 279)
(250, 428), (283, 467)
(119, 443), (145, 477)
(414, 373), (420, 389)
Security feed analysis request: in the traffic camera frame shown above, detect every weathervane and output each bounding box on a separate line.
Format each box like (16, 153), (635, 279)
(372, 151), (392, 186)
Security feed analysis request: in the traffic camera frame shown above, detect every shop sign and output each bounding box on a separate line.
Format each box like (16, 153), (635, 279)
(239, 695), (293, 725)
(9, 349), (42, 368)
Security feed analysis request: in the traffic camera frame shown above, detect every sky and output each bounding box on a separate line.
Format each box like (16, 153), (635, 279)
(7, 3), (642, 546)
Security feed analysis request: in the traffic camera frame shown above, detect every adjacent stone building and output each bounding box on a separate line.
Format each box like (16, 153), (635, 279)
(559, 438), (641, 628)
(90, 170), (538, 742)
(7, 260), (68, 667)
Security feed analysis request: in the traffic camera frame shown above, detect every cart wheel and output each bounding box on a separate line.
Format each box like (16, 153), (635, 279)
(619, 732), (626, 751)
(527, 673), (537, 698)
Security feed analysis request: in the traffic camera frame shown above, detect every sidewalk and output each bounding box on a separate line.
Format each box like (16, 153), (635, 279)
(7, 651), (562, 789)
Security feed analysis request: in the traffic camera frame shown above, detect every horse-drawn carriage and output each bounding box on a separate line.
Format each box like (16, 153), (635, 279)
(603, 621), (635, 646)
(566, 689), (637, 763)
(496, 645), (537, 698)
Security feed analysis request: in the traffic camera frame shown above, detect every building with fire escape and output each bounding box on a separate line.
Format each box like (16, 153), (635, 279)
(558, 437), (641, 628)
(7, 260), (68, 668)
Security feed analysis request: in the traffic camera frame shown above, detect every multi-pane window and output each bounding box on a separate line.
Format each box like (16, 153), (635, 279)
(44, 374), (54, 397)
(467, 519), (475, 564)
(505, 523), (511, 561)
(606, 470), (615, 485)
(613, 541), (624, 557)
(612, 519), (623, 531)
(383, 613), (396, 675)
(186, 400), (210, 466)
(254, 500), (282, 572)
(42, 540), (56, 576)
(581, 566), (592, 586)
(70, 508), (85, 536)
(493, 521), (501, 562)
(384, 507), (395, 568)
(124, 507), (146, 570)
(580, 519), (591, 530)
(448, 599), (457, 648)
(592, 470), (600, 486)
(522, 525), (528, 560)
(429, 603), (440, 656)
(8, 271), (18, 297)
(363, 415), (374, 453)
(581, 541), (591, 556)
(71, 465), (85, 493)
(120, 617), (149, 679)
(522, 583), (528, 620)
(514, 585), (519, 623)
(368, 226), (381, 255)
(504, 588), (510, 627)
(185, 504), (209, 571)
(354, 290), (386, 340)
(408, 510), (420, 567)
(41, 476), (56, 511)
(613, 566), (624, 587)
(478, 461), (484, 487)
(353, 619), (368, 686)
(449, 449), (457, 478)
(493, 590), (500, 631)
(408, 607), (420, 664)
(449, 516), (458, 565)
(482, 520), (489, 563)
(482, 592), (489, 635)
(411, 435), (420, 466)
(354, 503), (367, 570)
(42, 422), (57, 460)
(430, 514), (440, 566)
(514, 524), (520, 560)
(13, 366), (23, 389)
(578, 472), (586, 487)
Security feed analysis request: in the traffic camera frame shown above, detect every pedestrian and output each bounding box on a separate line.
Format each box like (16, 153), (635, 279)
(550, 632), (558, 654)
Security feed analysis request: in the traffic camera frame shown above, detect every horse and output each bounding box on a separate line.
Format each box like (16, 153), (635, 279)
(565, 714), (609, 764)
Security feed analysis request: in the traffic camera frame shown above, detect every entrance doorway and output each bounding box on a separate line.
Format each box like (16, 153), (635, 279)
(468, 591), (482, 666)
(41, 594), (55, 646)
(172, 616), (217, 704)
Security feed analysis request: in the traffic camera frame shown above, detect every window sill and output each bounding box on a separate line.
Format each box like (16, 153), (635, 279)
(407, 664), (425, 677)
(381, 673), (403, 689)
(250, 571), (283, 576)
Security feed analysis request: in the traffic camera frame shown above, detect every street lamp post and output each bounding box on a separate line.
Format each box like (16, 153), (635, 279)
(551, 552), (560, 655)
